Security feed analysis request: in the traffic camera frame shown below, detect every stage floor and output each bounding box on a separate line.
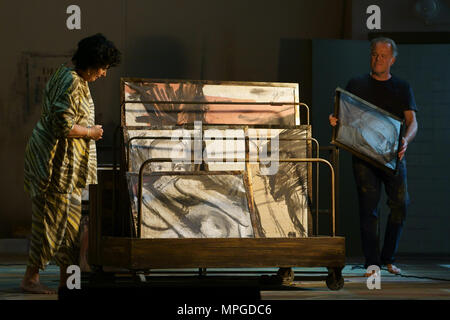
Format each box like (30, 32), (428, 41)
(0, 254), (449, 301)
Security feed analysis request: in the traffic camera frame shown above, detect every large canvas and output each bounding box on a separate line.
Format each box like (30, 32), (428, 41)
(126, 172), (254, 239)
(247, 128), (310, 238)
(125, 127), (311, 238)
(331, 88), (403, 174)
(122, 80), (299, 126)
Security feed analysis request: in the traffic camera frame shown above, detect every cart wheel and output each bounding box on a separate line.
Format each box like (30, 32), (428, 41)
(199, 268), (207, 277)
(133, 271), (147, 283)
(326, 267), (344, 290)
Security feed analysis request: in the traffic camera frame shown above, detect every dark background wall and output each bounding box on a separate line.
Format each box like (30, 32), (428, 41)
(1, 0), (449, 257)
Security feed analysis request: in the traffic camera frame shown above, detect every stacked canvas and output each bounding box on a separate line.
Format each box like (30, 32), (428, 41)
(121, 79), (311, 239)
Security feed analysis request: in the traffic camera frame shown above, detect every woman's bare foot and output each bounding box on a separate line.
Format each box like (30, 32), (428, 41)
(20, 280), (56, 294)
(21, 265), (57, 294)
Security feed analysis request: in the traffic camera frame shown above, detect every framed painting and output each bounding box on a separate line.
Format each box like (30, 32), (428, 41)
(126, 172), (254, 239)
(331, 87), (404, 174)
(124, 127), (311, 239)
(121, 79), (300, 127)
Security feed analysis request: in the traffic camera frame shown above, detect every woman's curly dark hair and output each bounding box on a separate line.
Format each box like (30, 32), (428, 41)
(72, 33), (121, 70)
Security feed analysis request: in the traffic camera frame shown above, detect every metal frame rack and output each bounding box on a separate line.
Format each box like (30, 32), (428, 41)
(88, 78), (345, 290)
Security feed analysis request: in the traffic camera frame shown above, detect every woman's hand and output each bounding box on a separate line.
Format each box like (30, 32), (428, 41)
(88, 125), (103, 141)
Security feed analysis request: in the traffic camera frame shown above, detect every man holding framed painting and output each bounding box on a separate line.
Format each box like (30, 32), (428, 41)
(329, 37), (418, 276)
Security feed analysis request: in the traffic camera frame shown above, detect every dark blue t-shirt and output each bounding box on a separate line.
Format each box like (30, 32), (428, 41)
(345, 74), (418, 119)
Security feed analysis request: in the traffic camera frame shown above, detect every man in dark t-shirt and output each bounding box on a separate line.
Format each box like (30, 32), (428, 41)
(345, 74), (417, 120)
(329, 37), (418, 275)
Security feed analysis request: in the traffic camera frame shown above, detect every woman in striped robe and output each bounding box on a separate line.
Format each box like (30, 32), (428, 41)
(21, 34), (121, 294)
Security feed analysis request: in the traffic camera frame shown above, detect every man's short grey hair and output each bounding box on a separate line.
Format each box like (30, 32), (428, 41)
(371, 37), (398, 57)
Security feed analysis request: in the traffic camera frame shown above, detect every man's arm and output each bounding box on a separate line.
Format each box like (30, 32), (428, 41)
(398, 110), (418, 160)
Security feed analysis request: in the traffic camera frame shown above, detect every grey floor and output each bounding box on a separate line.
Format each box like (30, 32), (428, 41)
(1, 253), (449, 301)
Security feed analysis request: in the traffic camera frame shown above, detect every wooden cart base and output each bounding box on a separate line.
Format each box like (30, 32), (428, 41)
(88, 172), (346, 290)
(99, 236), (344, 270)
(90, 236), (345, 290)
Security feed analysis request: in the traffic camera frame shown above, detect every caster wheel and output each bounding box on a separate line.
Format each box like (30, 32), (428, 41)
(326, 267), (344, 290)
(199, 268), (207, 277)
(133, 271), (147, 283)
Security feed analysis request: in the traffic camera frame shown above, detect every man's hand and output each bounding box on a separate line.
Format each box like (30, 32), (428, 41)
(329, 114), (338, 127)
(398, 110), (418, 161)
(398, 137), (408, 160)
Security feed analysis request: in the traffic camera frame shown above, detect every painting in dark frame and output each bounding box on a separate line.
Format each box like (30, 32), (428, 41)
(331, 87), (404, 174)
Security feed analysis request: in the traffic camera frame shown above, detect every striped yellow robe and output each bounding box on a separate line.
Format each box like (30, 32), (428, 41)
(24, 64), (97, 270)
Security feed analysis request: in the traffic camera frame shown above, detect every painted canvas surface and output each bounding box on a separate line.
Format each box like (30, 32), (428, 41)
(333, 88), (402, 171)
(247, 129), (310, 238)
(126, 127), (310, 172)
(126, 128), (247, 173)
(125, 129), (195, 173)
(123, 81), (298, 126)
(127, 173), (254, 239)
(125, 127), (311, 238)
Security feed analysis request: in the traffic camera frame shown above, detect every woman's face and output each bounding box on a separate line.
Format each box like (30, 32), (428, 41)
(81, 66), (108, 82)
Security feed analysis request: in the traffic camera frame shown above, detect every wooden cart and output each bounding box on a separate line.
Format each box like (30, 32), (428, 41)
(88, 79), (345, 290)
